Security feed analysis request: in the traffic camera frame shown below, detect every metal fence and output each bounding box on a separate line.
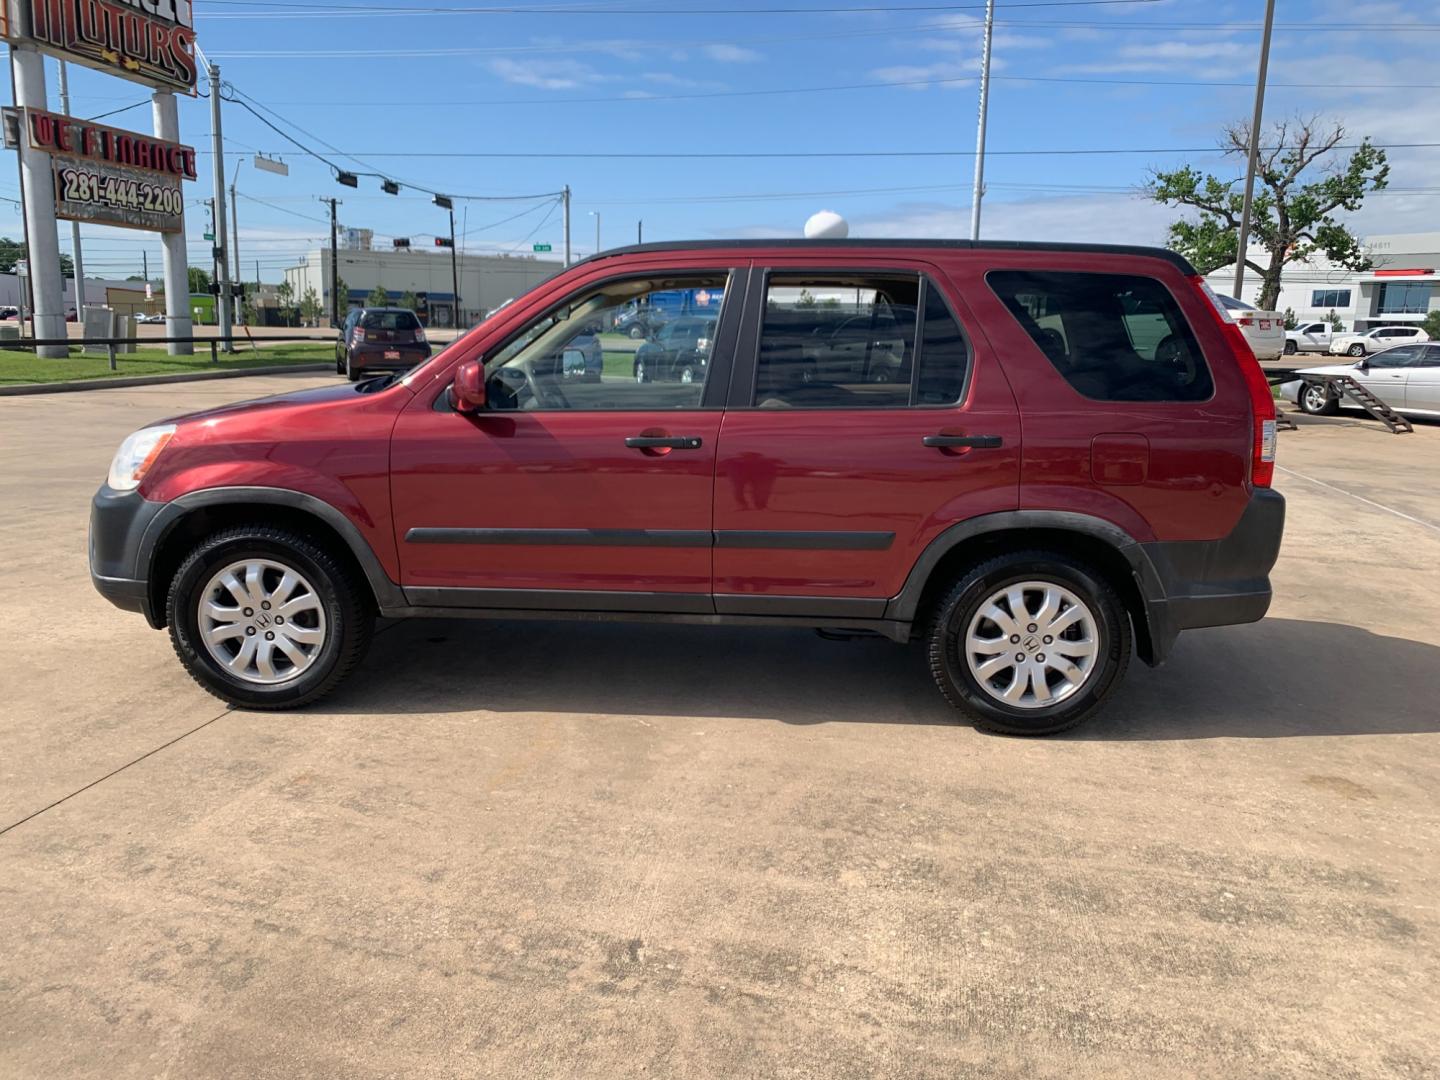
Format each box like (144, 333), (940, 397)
(1, 333), (338, 371)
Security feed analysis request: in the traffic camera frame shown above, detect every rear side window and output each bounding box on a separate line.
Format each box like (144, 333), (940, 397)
(751, 274), (970, 408)
(987, 270), (1213, 403)
(362, 310), (421, 331)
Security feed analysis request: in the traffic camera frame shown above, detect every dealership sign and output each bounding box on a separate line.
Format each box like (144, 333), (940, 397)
(26, 107), (194, 232)
(11, 1), (198, 95)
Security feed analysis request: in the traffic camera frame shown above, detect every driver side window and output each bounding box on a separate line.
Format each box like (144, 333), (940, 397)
(486, 274), (729, 411)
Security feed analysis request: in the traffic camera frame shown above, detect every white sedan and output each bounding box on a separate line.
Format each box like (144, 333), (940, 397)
(1216, 293), (1284, 360)
(1279, 341), (1440, 417)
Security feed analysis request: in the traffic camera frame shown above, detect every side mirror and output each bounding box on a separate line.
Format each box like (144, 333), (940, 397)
(450, 359), (486, 413)
(1357, 358), (1369, 372)
(561, 348), (587, 378)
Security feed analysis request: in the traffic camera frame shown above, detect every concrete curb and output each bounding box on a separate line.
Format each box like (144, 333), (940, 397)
(0, 363), (332, 397)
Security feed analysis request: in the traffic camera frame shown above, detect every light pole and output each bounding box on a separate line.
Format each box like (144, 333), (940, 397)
(1233, 0), (1277, 300)
(970, 0), (996, 241)
(637, 219), (643, 245)
(590, 210), (600, 255)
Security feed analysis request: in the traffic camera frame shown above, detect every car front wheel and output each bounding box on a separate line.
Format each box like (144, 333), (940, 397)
(1348, 344), (1366, 357)
(167, 526), (373, 710)
(1298, 381), (1340, 416)
(927, 551), (1130, 735)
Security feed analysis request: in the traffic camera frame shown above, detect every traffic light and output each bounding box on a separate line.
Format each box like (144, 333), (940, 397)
(393, 238), (410, 249)
(435, 237), (453, 248)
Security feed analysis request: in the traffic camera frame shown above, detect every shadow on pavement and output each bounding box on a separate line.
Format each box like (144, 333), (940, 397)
(322, 616), (1440, 740)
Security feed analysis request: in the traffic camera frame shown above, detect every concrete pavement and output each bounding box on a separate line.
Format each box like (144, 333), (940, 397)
(1, 377), (1437, 1078)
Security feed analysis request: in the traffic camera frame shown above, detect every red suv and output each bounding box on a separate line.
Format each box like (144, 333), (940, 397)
(90, 241), (1283, 735)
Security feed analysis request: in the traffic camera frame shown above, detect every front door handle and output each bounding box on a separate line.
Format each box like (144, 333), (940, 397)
(922, 434), (1003, 449)
(625, 435), (704, 450)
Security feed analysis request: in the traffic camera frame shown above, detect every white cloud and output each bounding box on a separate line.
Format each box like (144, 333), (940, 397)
(702, 44), (761, 64)
(868, 63), (975, 89)
(1058, 37), (1251, 75)
(486, 57), (610, 90)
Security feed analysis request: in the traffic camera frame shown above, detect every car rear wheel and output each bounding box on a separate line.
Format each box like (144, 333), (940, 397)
(633, 357), (649, 383)
(1298, 381), (1340, 416)
(167, 526), (373, 710)
(926, 551), (1130, 735)
(1283, 340), (1297, 355)
(629, 325), (646, 340)
(1348, 343), (1366, 357)
(345, 353), (361, 381)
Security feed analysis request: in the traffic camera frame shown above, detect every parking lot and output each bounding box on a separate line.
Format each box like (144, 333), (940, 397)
(2, 375), (1437, 1078)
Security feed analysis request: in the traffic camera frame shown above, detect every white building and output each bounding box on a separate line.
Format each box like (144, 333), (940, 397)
(1207, 231), (1440, 332)
(282, 248), (562, 329)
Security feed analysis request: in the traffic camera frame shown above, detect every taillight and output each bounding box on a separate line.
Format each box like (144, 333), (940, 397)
(1189, 275), (1275, 487)
(353, 327), (366, 343)
(414, 327), (426, 344)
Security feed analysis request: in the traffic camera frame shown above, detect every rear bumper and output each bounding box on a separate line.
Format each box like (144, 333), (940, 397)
(1136, 487), (1286, 663)
(348, 343), (431, 371)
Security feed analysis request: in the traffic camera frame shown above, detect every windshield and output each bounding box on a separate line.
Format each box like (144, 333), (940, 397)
(361, 310), (421, 331)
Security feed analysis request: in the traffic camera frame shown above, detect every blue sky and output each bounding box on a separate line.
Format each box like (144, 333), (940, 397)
(4, 0), (1438, 284)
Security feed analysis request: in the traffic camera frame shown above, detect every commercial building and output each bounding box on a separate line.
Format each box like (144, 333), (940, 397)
(1207, 231), (1440, 331)
(282, 248), (562, 329)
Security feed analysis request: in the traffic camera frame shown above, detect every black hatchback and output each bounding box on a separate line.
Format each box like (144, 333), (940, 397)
(336, 307), (431, 381)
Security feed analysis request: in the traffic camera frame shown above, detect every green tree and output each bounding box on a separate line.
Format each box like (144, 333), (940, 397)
(1146, 118), (1388, 311)
(300, 287), (321, 326)
(1421, 310), (1440, 339)
(187, 266), (212, 294)
(1327, 309), (1347, 332)
(398, 290), (419, 311)
(0, 237), (71, 275)
(795, 288), (816, 308)
(365, 285), (390, 308)
(1282, 307), (1298, 330)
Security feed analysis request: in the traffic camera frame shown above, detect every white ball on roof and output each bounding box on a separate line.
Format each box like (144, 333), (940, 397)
(804, 210), (849, 239)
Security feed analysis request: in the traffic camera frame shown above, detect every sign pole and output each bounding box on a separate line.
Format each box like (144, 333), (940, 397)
(152, 90), (193, 355)
(449, 206), (460, 330)
(11, 45), (66, 357)
(207, 59), (234, 352)
(56, 60), (84, 319)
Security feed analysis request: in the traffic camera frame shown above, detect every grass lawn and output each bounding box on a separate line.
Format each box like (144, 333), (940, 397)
(0, 342), (335, 386)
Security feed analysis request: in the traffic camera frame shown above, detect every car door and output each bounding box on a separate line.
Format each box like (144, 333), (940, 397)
(1356, 344), (1419, 406)
(389, 266), (745, 609)
(1405, 344), (1440, 413)
(1301, 323), (1329, 351)
(711, 262), (1021, 613)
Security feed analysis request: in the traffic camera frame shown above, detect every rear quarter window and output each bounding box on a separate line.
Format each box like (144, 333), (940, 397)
(987, 270), (1213, 403)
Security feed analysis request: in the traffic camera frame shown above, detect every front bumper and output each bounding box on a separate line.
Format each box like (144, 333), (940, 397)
(1136, 488), (1286, 663)
(89, 485), (167, 625)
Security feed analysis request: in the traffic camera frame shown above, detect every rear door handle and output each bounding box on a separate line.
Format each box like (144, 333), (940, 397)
(922, 434), (1003, 449)
(625, 435), (704, 450)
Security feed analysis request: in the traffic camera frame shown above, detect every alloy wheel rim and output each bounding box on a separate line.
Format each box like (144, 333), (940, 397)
(198, 558), (328, 685)
(963, 580), (1099, 710)
(1303, 385), (1327, 411)
(635, 360), (646, 382)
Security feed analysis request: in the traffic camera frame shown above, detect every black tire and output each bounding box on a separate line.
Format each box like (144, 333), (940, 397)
(633, 356), (650, 383)
(166, 525), (374, 710)
(629, 325), (646, 340)
(1298, 381), (1340, 416)
(1348, 344), (1366, 357)
(346, 356), (361, 382)
(1283, 340), (1297, 355)
(926, 550), (1130, 736)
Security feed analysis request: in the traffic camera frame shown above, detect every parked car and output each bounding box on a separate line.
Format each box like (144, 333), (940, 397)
(614, 305), (668, 340)
(1279, 341), (1440, 417)
(1327, 324), (1429, 357)
(137, 313), (166, 324)
(1283, 320), (1336, 355)
(335, 306), (430, 380)
(0, 306), (17, 320)
(91, 239), (1283, 736)
(632, 316), (716, 383)
(559, 322), (605, 382)
(1215, 294), (1284, 360)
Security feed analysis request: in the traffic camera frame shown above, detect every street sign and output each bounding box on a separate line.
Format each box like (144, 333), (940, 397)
(203, 232), (214, 241)
(533, 243), (552, 253)
(254, 155), (289, 177)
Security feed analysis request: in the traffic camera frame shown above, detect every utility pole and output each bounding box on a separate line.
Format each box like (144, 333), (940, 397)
(637, 219), (643, 245)
(969, 0), (996, 241)
(142, 250), (148, 289)
(206, 57), (234, 351)
(11, 45), (67, 356)
(321, 197), (341, 326)
(57, 61), (85, 319)
(449, 206), (461, 330)
(1233, 0), (1277, 301)
(152, 90), (192, 354)
(230, 159), (241, 323)
(562, 185), (572, 267)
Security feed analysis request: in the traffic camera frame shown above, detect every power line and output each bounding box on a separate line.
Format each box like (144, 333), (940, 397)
(200, 0), (1166, 14)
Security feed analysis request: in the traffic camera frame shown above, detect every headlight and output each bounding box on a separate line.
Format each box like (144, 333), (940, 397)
(107, 424), (176, 491)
